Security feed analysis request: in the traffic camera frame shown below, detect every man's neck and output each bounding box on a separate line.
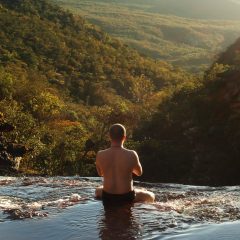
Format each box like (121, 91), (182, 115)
(111, 142), (124, 148)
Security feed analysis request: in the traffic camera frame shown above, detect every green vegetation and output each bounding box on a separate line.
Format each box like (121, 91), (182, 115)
(1, 0), (240, 186)
(0, 0), (193, 176)
(52, 0), (240, 73)
(135, 38), (240, 185)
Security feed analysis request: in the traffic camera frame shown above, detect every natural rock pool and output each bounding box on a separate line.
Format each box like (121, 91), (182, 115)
(0, 177), (240, 239)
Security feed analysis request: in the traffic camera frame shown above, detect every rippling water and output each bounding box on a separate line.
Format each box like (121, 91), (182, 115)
(0, 177), (240, 239)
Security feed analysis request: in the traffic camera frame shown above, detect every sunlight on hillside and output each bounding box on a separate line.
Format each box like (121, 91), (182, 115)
(52, 0), (240, 73)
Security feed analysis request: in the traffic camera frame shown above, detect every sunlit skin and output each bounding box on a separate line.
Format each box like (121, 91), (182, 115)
(95, 129), (155, 203)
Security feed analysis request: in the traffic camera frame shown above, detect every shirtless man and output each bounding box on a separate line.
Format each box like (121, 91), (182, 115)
(95, 123), (155, 205)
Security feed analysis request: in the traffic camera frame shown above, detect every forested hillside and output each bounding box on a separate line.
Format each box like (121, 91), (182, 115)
(1, 0), (240, 186)
(135, 37), (240, 185)
(0, 0), (193, 176)
(52, 0), (240, 73)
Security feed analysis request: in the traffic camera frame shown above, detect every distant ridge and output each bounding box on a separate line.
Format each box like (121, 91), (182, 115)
(66, 0), (240, 20)
(114, 0), (240, 20)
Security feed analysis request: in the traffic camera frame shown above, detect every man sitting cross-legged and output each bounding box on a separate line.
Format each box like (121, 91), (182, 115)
(95, 123), (155, 205)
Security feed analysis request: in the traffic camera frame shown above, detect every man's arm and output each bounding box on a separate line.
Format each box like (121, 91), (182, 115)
(132, 151), (143, 176)
(95, 152), (103, 177)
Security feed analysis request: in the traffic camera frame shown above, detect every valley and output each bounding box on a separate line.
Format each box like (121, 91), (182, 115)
(52, 0), (240, 73)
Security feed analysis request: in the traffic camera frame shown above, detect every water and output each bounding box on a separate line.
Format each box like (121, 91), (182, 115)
(0, 177), (240, 239)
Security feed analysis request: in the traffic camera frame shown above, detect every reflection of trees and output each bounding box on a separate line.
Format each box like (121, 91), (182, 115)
(98, 205), (141, 240)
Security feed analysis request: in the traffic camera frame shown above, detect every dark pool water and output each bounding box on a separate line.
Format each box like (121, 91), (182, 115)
(0, 177), (240, 239)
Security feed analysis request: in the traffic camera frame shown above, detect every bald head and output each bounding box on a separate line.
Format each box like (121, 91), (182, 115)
(109, 124), (126, 142)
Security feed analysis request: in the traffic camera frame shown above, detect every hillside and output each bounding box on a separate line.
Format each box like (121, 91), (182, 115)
(2, 0), (239, 185)
(135, 37), (240, 185)
(0, 0), (193, 176)
(0, 0), (184, 104)
(52, 0), (240, 73)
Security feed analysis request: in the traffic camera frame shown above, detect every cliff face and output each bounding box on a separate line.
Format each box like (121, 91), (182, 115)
(217, 38), (240, 65)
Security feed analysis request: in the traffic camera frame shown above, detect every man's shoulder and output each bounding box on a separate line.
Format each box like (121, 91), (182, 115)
(97, 148), (138, 157)
(123, 148), (135, 153)
(123, 148), (138, 157)
(97, 148), (111, 155)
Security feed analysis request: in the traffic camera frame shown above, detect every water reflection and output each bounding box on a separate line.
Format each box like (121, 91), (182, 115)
(98, 203), (141, 240)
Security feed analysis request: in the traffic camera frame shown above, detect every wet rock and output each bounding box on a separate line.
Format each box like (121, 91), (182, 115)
(69, 193), (81, 202)
(0, 179), (14, 185)
(168, 219), (178, 228)
(3, 208), (48, 220)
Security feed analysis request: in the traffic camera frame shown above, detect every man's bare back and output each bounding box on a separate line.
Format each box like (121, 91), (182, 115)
(96, 147), (142, 194)
(95, 123), (155, 203)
